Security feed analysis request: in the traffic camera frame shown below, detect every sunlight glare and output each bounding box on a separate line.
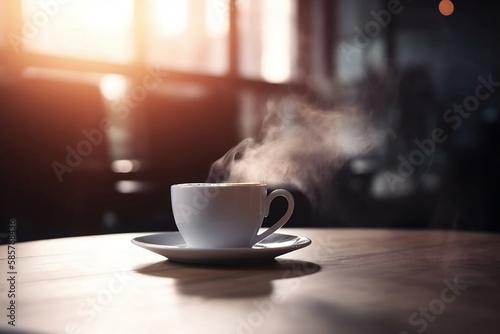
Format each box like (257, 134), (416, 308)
(100, 74), (128, 100)
(83, 0), (134, 32)
(261, 0), (292, 83)
(151, 0), (188, 36)
(21, 0), (134, 63)
(0, 1), (6, 47)
(205, 0), (229, 37)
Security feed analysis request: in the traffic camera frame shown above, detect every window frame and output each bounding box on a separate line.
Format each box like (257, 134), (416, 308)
(1, 1), (338, 94)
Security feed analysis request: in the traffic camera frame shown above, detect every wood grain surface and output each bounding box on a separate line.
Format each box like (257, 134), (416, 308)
(1, 228), (499, 334)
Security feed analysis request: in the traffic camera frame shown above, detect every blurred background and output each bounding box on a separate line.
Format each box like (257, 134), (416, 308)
(0, 0), (499, 241)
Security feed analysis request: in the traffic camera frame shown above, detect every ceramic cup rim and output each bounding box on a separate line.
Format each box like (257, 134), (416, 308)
(171, 182), (265, 188)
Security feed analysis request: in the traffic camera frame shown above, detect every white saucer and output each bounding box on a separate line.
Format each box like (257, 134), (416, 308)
(131, 232), (311, 265)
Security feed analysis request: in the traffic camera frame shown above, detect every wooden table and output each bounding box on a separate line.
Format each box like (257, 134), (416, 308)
(1, 228), (500, 334)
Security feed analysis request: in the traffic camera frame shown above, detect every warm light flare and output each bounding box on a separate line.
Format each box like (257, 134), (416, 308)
(21, 0), (134, 63)
(261, 0), (292, 83)
(83, 0), (133, 31)
(0, 1), (6, 47)
(100, 74), (128, 100)
(151, 0), (188, 36)
(205, 0), (229, 37)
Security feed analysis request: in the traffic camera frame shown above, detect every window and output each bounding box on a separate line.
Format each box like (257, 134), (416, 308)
(21, 0), (135, 63)
(145, 0), (229, 75)
(1, 0), (326, 161)
(238, 0), (297, 83)
(0, 2), (7, 82)
(0, 1), (5, 48)
(4, 0), (300, 82)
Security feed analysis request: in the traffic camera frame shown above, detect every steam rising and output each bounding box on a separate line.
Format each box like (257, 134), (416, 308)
(208, 97), (375, 216)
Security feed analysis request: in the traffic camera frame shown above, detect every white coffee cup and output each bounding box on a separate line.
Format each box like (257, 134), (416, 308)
(171, 183), (295, 248)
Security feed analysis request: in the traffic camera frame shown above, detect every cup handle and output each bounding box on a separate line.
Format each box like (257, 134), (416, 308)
(251, 189), (295, 245)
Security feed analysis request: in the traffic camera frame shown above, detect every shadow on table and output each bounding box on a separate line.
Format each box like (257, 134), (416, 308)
(134, 259), (321, 299)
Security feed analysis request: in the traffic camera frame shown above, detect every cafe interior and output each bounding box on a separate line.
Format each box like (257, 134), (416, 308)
(1, 0), (499, 242)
